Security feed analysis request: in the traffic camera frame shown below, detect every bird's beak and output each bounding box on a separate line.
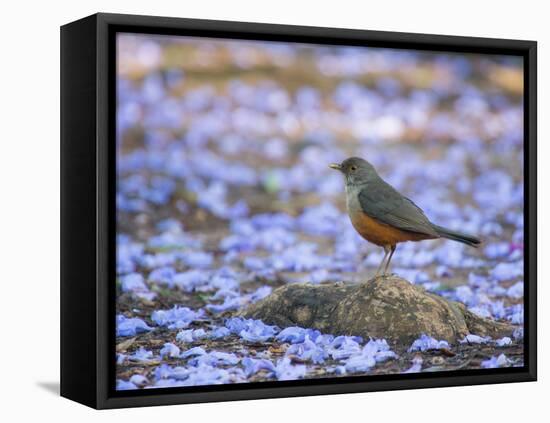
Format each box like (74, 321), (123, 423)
(329, 163), (342, 171)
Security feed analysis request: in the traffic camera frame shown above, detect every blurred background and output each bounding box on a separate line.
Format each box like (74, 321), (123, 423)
(115, 33), (525, 384)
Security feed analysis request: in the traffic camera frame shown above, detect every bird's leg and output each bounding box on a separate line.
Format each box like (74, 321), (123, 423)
(374, 246), (390, 279)
(383, 245), (397, 276)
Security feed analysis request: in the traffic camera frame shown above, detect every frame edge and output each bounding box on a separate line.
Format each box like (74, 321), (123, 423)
(60, 13), (99, 409)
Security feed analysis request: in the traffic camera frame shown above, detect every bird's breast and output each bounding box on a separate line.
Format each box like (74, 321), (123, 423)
(344, 187), (431, 246)
(344, 185), (361, 215)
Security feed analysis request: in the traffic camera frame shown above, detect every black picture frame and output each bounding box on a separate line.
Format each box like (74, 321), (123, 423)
(60, 12), (537, 409)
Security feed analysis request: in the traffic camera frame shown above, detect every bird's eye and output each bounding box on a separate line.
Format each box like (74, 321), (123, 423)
(350, 165), (357, 171)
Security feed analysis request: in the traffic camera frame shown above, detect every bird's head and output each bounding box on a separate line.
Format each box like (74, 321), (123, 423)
(329, 157), (379, 186)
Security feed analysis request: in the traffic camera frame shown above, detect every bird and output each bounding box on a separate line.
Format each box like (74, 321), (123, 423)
(329, 157), (481, 278)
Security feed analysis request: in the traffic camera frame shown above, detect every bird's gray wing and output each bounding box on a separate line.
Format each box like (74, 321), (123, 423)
(357, 180), (439, 237)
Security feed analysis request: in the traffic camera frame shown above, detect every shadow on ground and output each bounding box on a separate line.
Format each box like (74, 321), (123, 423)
(36, 381), (60, 396)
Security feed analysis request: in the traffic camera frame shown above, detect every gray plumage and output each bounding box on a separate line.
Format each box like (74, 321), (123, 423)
(357, 177), (440, 238)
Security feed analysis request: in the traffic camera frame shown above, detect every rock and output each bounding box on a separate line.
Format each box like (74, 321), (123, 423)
(241, 275), (513, 347)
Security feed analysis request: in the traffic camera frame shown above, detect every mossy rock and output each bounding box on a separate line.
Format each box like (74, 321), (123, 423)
(241, 275), (513, 346)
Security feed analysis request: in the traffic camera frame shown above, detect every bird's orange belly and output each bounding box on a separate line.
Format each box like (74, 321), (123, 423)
(349, 211), (432, 246)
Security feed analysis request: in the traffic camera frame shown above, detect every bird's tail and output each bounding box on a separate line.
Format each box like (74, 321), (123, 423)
(433, 225), (481, 248)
